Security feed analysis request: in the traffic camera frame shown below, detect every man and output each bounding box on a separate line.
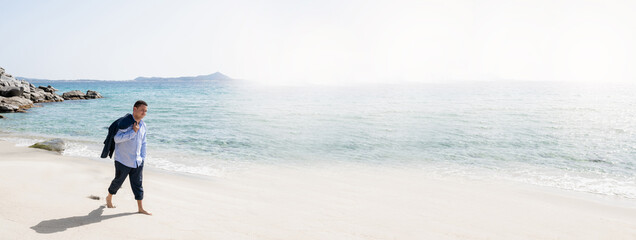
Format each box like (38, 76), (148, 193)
(106, 100), (151, 215)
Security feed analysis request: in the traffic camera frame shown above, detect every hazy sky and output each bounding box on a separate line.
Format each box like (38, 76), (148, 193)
(1, 0), (635, 84)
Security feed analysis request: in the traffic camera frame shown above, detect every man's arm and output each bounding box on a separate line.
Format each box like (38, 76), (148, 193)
(140, 132), (147, 160)
(114, 126), (137, 143)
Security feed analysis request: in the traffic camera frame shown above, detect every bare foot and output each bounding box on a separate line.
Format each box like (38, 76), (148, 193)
(106, 194), (116, 208)
(138, 209), (152, 215)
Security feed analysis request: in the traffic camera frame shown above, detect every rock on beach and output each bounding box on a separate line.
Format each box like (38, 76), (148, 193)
(29, 138), (66, 153)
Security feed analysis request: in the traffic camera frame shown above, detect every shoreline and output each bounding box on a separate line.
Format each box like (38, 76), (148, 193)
(1, 130), (636, 199)
(1, 140), (635, 239)
(0, 131), (235, 177)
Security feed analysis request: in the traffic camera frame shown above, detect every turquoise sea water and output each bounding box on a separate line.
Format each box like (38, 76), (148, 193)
(1, 80), (635, 198)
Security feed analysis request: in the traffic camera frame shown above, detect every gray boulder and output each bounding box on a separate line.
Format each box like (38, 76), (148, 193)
(85, 90), (102, 99)
(30, 138), (66, 153)
(28, 88), (63, 103)
(0, 74), (31, 92)
(62, 90), (86, 100)
(0, 96), (34, 112)
(0, 86), (24, 97)
(38, 85), (59, 93)
(2, 96), (34, 108)
(29, 89), (46, 103)
(0, 102), (19, 112)
(51, 94), (64, 102)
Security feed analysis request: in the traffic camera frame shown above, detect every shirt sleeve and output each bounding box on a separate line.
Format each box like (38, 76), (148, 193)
(114, 127), (137, 143)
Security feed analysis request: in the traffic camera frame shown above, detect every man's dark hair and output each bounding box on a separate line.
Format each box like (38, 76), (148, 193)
(134, 100), (148, 108)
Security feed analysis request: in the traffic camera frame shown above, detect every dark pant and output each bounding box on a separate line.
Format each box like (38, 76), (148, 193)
(108, 161), (144, 200)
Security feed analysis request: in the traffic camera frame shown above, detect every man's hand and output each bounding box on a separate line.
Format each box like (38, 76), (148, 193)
(133, 122), (139, 133)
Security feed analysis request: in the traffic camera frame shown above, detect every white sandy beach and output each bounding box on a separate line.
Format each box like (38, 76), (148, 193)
(0, 140), (635, 240)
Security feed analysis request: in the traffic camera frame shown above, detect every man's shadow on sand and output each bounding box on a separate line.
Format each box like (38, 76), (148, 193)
(31, 206), (136, 234)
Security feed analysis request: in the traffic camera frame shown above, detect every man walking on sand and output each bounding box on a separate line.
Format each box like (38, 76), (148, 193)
(106, 100), (151, 215)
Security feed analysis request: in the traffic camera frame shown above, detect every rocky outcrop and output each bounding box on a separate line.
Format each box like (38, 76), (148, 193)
(85, 90), (102, 99)
(0, 68), (59, 112)
(29, 138), (66, 153)
(62, 90), (86, 100)
(0, 67), (102, 113)
(28, 88), (65, 103)
(62, 90), (103, 100)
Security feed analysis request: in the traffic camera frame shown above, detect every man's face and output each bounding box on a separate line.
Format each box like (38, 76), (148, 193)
(133, 105), (148, 121)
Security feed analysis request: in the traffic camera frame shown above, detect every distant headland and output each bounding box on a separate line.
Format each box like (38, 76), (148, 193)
(134, 72), (231, 82)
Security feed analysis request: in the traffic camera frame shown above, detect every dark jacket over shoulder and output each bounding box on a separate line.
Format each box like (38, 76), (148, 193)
(101, 113), (136, 159)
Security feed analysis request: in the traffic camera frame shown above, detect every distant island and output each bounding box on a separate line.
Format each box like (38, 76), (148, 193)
(134, 72), (231, 82)
(19, 72), (232, 82)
